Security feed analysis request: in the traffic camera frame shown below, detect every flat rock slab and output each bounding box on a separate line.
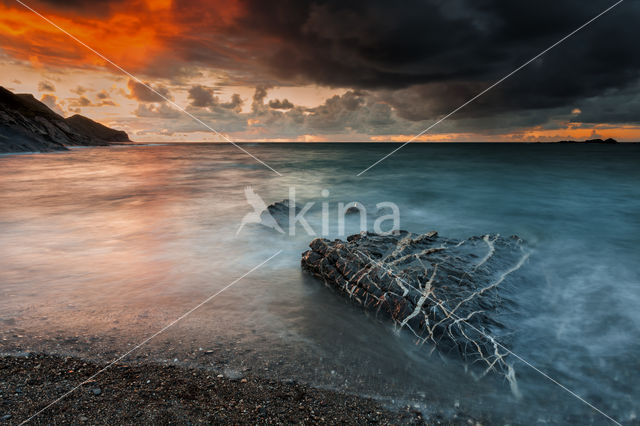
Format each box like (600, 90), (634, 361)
(301, 231), (529, 377)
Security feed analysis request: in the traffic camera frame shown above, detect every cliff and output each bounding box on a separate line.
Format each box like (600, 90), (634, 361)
(0, 86), (130, 153)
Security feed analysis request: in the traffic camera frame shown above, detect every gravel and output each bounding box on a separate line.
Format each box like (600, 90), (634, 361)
(0, 353), (431, 425)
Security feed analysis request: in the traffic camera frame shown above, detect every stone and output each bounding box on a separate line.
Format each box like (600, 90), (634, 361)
(301, 230), (529, 377)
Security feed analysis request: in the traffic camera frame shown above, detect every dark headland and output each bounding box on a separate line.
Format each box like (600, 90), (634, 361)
(551, 137), (619, 144)
(0, 86), (130, 154)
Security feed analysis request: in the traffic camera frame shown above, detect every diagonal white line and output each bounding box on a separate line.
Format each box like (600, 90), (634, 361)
(14, 0), (283, 177)
(357, 0), (625, 176)
(18, 250), (282, 425)
(358, 251), (622, 426)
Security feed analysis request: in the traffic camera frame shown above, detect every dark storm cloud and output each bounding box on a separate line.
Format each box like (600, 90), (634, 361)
(27, 0), (126, 16)
(9, 0), (638, 129)
(229, 0), (640, 123)
(570, 82), (640, 124)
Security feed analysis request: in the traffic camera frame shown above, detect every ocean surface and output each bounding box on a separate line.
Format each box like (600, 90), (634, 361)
(1, 143), (639, 424)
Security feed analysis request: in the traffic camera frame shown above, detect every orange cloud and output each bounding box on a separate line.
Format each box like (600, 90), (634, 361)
(0, 1), (183, 72)
(512, 125), (640, 142)
(370, 125), (640, 143)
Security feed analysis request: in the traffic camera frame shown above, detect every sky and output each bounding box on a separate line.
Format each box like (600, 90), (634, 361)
(1, 0), (639, 142)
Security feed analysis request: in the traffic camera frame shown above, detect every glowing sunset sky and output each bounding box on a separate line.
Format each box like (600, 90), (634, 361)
(1, 0), (639, 142)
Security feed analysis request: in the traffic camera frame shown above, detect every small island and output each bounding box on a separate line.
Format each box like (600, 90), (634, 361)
(552, 137), (619, 144)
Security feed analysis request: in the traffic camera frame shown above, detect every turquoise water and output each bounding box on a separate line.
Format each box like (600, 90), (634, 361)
(0, 143), (638, 424)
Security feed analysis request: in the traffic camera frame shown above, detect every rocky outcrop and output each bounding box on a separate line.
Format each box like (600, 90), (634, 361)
(65, 114), (130, 143)
(301, 231), (529, 377)
(0, 86), (130, 153)
(258, 199), (300, 233)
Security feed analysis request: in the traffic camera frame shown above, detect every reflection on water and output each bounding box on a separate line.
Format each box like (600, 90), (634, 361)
(1, 143), (639, 424)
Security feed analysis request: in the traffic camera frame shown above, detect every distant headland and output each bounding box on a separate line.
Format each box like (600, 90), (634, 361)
(551, 138), (619, 144)
(0, 86), (130, 154)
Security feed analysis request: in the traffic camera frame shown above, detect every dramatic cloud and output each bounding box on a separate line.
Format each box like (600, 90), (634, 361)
(134, 103), (181, 119)
(269, 99), (294, 110)
(188, 85), (215, 107)
(66, 94), (117, 108)
(2, 0), (639, 140)
(221, 94), (243, 112)
(69, 96), (92, 107)
(127, 79), (172, 103)
(188, 85), (244, 112)
(159, 87), (403, 139)
(38, 81), (56, 92)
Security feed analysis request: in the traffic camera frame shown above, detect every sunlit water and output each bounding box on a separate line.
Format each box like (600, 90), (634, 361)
(1, 143), (638, 424)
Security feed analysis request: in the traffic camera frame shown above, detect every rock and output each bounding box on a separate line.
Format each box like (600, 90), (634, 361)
(91, 388), (102, 396)
(0, 86), (130, 154)
(2, 414), (12, 421)
(301, 230), (529, 377)
(223, 368), (244, 381)
(345, 203), (362, 214)
(260, 199), (301, 233)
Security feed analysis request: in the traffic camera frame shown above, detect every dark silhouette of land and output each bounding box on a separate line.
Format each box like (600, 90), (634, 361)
(552, 138), (619, 144)
(0, 86), (130, 153)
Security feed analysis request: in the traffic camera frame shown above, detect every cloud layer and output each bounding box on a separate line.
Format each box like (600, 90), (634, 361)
(2, 0), (639, 140)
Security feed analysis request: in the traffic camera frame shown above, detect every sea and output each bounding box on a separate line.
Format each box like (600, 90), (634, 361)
(1, 143), (638, 424)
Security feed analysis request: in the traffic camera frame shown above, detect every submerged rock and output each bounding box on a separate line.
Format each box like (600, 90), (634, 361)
(260, 199), (300, 233)
(265, 199), (298, 220)
(345, 203), (363, 214)
(301, 230), (529, 377)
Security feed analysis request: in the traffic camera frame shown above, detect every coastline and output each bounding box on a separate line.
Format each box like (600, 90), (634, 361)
(0, 353), (441, 425)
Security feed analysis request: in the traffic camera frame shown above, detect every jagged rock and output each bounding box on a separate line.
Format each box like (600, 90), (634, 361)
(301, 230), (529, 377)
(265, 199), (298, 219)
(260, 199), (300, 233)
(0, 86), (130, 153)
